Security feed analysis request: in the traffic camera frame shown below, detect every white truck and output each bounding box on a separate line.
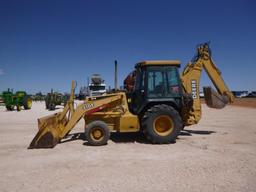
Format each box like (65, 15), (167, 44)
(89, 74), (106, 96)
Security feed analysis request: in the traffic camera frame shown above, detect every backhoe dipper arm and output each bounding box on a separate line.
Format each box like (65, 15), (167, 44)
(181, 43), (234, 126)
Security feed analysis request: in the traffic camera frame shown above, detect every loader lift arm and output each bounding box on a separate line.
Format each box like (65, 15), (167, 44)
(28, 81), (123, 149)
(181, 43), (234, 126)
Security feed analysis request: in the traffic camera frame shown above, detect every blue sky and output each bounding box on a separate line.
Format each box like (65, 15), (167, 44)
(0, 0), (255, 94)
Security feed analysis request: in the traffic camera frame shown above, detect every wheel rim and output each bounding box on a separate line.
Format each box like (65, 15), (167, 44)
(153, 115), (174, 136)
(90, 127), (104, 142)
(27, 99), (32, 108)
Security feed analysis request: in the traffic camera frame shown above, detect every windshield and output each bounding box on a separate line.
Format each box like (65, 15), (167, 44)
(146, 66), (181, 98)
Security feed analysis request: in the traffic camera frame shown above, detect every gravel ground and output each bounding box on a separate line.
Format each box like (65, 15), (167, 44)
(0, 102), (256, 192)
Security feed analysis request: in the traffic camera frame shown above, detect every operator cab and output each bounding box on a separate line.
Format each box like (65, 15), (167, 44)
(125, 60), (183, 115)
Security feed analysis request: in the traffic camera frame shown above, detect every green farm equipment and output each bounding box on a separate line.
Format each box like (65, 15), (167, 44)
(0, 95), (4, 106)
(2, 89), (32, 111)
(32, 92), (45, 101)
(45, 89), (68, 110)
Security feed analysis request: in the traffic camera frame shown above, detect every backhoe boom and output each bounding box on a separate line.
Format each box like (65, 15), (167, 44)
(181, 43), (234, 126)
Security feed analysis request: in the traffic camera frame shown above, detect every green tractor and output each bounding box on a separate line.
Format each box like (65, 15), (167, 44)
(45, 89), (68, 110)
(2, 89), (32, 111)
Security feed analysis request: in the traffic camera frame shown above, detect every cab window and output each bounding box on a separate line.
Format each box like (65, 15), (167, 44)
(147, 67), (166, 98)
(166, 67), (180, 95)
(146, 66), (181, 98)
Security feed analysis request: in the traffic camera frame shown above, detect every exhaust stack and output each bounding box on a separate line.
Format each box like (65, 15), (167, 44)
(115, 60), (118, 91)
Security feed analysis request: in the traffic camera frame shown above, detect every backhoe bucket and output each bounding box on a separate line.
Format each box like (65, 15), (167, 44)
(28, 112), (68, 149)
(203, 86), (228, 109)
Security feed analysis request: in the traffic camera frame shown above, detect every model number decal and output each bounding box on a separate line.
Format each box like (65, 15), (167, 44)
(83, 103), (94, 110)
(191, 80), (197, 99)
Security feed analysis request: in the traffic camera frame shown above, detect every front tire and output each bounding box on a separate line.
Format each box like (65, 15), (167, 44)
(17, 105), (22, 111)
(142, 104), (182, 144)
(45, 100), (49, 109)
(85, 121), (110, 146)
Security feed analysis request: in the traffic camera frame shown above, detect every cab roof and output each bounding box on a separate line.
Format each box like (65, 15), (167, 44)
(136, 60), (181, 67)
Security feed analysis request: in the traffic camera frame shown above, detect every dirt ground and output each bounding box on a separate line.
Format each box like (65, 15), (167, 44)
(232, 98), (256, 108)
(0, 101), (256, 192)
(201, 97), (256, 108)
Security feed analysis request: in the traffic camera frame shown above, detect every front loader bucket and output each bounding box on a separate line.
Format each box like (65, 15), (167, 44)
(203, 86), (228, 109)
(28, 112), (68, 149)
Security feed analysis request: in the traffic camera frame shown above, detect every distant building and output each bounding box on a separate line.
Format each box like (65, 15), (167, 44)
(199, 92), (204, 98)
(232, 91), (249, 98)
(246, 91), (256, 98)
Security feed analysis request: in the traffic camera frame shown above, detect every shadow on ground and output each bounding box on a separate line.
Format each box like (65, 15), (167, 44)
(180, 129), (216, 136)
(61, 132), (150, 145)
(60, 132), (85, 144)
(60, 129), (216, 145)
(110, 132), (149, 144)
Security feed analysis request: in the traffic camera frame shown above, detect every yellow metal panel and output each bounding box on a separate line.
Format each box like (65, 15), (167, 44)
(84, 113), (121, 131)
(84, 92), (140, 132)
(119, 113), (140, 132)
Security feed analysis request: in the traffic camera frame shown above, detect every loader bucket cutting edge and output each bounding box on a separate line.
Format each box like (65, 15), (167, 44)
(28, 113), (68, 149)
(203, 87), (228, 109)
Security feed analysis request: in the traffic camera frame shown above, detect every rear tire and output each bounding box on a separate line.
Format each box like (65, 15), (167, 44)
(6, 105), (14, 111)
(49, 103), (56, 110)
(23, 96), (32, 110)
(85, 121), (110, 146)
(142, 104), (182, 144)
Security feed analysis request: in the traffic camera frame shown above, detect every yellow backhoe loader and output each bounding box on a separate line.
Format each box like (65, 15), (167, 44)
(29, 43), (234, 148)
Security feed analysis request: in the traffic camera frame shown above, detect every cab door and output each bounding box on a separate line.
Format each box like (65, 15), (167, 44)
(130, 67), (145, 114)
